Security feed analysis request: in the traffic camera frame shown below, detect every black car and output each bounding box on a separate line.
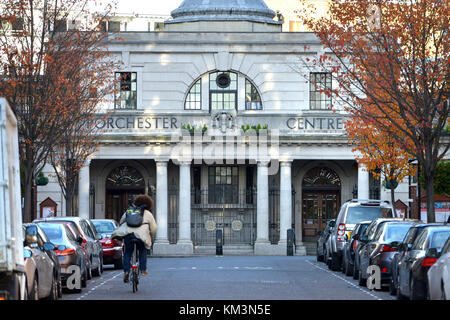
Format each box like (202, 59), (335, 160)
(389, 223), (443, 296)
(316, 219), (335, 262)
(396, 225), (450, 300)
(353, 218), (412, 282)
(341, 221), (371, 276)
(357, 220), (418, 288)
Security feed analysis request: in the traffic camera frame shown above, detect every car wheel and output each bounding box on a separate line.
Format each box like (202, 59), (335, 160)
(353, 260), (359, 280)
(57, 278), (63, 298)
(389, 276), (397, 296)
(81, 265), (87, 288)
(316, 246), (324, 262)
(441, 282), (446, 300)
(410, 277), (425, 300)
(341, 252), (347, 274)
(358, 267), (366, 286)
(46, 276), (58, 300)
(29, 276), (39, 300)
(345, 261), (353, 277)
(114, 258), (123, 269)
(100, 256), (104, 274)
(330, 253), (340, 271)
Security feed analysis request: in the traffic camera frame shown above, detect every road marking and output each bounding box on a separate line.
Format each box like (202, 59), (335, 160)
(305, 260), (383, 300)
(76, 271), (122, 300)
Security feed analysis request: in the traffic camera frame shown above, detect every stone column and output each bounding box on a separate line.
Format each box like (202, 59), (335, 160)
(279, 161), (292, 246)
(78, 159), (90, 219)
(177, 160), (193, 254)
(358, 163), (370, 199)
(153, 160), (169, 254)
(254, 160), (271, 254)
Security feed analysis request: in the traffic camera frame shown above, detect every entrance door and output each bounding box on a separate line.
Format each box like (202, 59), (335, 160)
(106, 190), (144, 222)
(302, 191), (340, 241)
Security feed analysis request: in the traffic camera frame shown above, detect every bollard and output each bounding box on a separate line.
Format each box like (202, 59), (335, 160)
(216, 229), (223, 255)
(287, 229), (294, 256)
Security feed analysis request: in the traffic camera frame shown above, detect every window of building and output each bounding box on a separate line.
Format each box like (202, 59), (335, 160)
(245, 79), (262, 110)
(115, 72), (137, 109)
(208, 166), (239, 204)
(209, 71), (237, 111)
(11, 17), (24, 31)
(54, 19), (67, 32)
(310, 72), (332, 110)
(185, 79), (201, 110)
(108, 21), (120, 32)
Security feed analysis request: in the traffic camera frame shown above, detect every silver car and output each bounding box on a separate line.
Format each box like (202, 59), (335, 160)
(427, 236), (450, 300)
(34, 217), (103, 277)
(327, 199), (395, 271)
(23, 224), (59, 300)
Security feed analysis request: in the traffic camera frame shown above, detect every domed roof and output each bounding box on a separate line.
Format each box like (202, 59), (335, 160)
(166, 0), (281, 25)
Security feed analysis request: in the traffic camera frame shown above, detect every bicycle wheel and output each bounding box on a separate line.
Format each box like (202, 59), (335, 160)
(131, 243), (139, 293)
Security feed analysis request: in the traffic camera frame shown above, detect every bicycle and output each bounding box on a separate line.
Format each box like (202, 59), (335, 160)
(129, 239), (140, 293)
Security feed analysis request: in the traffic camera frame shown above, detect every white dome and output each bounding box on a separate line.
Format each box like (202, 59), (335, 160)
(166, 0), (281, 25)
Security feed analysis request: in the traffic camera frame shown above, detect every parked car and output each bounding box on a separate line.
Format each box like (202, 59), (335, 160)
(36, 222), (89, 293)
(34, 217), (103, 277)
(341, 221), (371, 276)
(389, 223), (442, 296)
(328, 199), (395, 271)
(427, 236), (450, 300)
(353, 218), (409, 281)
(22, 224), (60, 300)
(357, 220), (419, 288)
(397, 225), (450, 300)
(91, 219), (123, 269)
(316, 219), (335, 262)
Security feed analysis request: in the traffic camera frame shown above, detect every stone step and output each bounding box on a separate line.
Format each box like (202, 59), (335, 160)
(194, 245), (254, 255)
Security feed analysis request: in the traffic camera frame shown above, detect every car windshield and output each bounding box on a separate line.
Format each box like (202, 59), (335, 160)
(92, 221), (116, 233)
(38, 223), (67, 246)
(346, 206), (393, 224)
(382, 224), (414, 243)
(430, 230), (450, 251)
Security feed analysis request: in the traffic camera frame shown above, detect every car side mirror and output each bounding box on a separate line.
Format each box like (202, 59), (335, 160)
(43, 242), (55, 251)
(56, 245), (67, 251)
(425, 248), (439, 258)
(390, 241), (400, 250)
(24, 225), (38, 247)
(76, 236), (84, 245)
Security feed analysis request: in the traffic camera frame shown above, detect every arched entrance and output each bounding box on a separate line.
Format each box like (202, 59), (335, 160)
(105, 165), (145, 222)
(302, 167), (341, 241)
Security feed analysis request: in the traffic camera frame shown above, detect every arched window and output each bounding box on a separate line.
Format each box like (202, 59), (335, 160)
(106, 166), (144, 189)
(245, 79), (262, 110)
(209, 71), (237, 110)
(184, 79), (201, 110)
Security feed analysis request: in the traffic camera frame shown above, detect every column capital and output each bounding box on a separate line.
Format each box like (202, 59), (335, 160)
(280, 161), (292, 167)
(156, 160), (168, 167)
(179, 160), (192, 167)
(257, 159), (271, 167)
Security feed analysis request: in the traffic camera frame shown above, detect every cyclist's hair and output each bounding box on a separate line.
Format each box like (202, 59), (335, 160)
(133, 194), (153, 210)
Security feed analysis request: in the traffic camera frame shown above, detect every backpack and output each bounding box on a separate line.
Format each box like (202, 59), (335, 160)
(125, 204), (144, 227)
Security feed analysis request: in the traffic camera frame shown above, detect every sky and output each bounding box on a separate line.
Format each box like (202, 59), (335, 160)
(113, 0), (183, 15)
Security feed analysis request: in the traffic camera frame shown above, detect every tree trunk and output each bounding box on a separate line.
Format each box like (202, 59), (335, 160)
(424, 173), (436, 223)
(23, 178), (33, 223)
(390, 187), (396, 215)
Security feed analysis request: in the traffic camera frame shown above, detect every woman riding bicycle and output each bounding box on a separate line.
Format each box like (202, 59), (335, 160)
(112, 194), (157, 283)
